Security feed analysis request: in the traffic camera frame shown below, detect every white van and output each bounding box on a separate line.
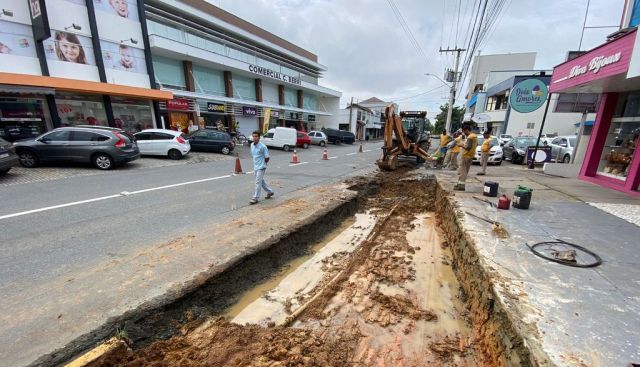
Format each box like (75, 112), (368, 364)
(261, 127), (297, 151)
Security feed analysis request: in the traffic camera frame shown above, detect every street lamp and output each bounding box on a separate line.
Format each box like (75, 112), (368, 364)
(64, 23), (82, 31)
(120, 38), (138, 45)
(424, 73), (451, 88)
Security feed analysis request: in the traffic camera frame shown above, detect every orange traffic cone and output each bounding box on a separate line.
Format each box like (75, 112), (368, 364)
(290, 149), (300, 164)
(234, 153), (243, 174)
(358, 143), (363, 153)
(322, 148), (329, 160)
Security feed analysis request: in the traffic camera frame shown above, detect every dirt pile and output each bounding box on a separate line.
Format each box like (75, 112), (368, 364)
(92, 318), (357, 367)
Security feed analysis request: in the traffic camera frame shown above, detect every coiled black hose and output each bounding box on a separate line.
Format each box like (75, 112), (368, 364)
(527, 239), (602, 268)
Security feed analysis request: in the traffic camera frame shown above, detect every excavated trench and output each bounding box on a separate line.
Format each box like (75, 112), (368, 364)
(65, 167), (531, 367)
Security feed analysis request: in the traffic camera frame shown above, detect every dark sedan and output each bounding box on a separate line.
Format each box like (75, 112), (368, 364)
(188, 129), (234, 155)
(502, 136), (537, 164)
(0, 137), (19, 175)
(13, 126), (140, 170)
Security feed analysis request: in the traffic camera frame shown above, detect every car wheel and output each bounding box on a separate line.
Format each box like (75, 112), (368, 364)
(495, 160), (502, 166)
(563, 154), (571, 163)
(511, 153), (519, 164)
(92, 153), (114, 170)
(18, 150), (39, 168)
(221, 146), (231, 155)
(319, 141), (326, 147)
(303, 143), (309, 149)
(283, 145), (291, 152)
(168, 149), (182, 160)
(0, 167), (10, 175)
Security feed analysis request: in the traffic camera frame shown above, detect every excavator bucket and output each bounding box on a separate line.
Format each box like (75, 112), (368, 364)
(377, 154), (398, 171)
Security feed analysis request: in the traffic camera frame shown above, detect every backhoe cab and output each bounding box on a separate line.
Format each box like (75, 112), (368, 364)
(377, 105), (431, 171)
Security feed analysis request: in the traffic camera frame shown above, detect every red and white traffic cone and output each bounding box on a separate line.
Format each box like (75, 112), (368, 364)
(234, 153), (243, 174)
(290, 149), (300, 164)
(322, 148), (329, 160)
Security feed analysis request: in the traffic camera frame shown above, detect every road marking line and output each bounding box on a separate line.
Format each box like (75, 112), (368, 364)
(0, 194), (121, 220)
(0, 174), (232, 221)
(364, 149), (373, 152)
(346, 152), (357, 156)
(328, 156), (338, 159)
(288, 162), (309, 166)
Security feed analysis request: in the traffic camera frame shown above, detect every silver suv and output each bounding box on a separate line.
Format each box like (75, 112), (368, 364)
(14, 126), (140, 170)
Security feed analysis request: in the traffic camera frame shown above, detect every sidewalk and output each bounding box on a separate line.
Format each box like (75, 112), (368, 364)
(434, 163), (640, 366)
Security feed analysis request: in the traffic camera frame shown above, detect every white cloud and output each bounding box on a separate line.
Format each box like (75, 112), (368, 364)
(213, 0), (624, 114)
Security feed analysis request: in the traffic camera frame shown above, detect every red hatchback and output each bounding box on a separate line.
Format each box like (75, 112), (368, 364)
(296, 131), (311, 149)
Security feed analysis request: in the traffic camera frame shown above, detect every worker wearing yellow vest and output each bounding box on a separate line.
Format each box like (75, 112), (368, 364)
(436, 129), (451, 167)
(477, 131), (492, 176)
(446, 131), (462, 170)
(454, 124), (478, 191)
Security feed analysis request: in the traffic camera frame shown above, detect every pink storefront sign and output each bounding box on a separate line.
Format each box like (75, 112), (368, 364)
(550, 30), (636, 93)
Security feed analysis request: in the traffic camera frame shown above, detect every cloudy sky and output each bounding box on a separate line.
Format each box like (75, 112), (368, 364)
(213, 0), (624, 113)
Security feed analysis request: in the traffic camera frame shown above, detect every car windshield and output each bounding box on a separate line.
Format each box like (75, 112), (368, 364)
(568, 137), (576, 146)
(515, 138), (537, 148)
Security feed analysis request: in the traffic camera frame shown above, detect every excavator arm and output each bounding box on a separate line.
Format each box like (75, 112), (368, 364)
(377, 104), (430, 170)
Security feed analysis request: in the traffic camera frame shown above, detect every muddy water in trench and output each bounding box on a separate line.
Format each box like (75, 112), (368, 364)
(91, 176), (478, 367)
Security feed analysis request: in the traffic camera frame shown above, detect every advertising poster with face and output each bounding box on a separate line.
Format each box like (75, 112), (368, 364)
(93, 0), (138, 21)
(0, 21), (37, 58)
(100, 40), (146, 74)
(43, 31), (96, 65)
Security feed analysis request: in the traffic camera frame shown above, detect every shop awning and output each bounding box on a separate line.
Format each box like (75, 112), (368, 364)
(0, 73), (173, 100)
(573, 120), (595, 127)
(170, 89), (332, 116)
(0, 84), (55, 95)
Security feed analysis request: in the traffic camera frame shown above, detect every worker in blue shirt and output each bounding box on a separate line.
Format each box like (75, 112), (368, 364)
(250, 131), (274, 204)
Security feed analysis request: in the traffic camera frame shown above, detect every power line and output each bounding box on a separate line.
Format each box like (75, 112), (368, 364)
(386, 0), (429, 64)
(389, 85), (448, 102)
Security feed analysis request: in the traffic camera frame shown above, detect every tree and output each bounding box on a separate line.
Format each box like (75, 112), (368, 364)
(434, 104), (465, 133)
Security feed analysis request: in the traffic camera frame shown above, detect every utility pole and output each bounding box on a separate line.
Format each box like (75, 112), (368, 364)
(439, 47), (466, 133)
(348, 96), (354, 133)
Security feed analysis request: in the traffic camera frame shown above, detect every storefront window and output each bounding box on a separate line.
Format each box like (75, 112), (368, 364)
(193, 65), (225, 96)
(55, 93), (108, 127)
(232, 75), (256, 100)
(152, 55), (186, 90)
(598, 118), (639, 181)
(111, 97), (153, 133)
(284, 88), (297, 107)
(303, 94), (317, 111)
(0, 98), (50, 142)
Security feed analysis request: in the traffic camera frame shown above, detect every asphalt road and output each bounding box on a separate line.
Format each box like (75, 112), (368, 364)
(0, 141), (383, 366)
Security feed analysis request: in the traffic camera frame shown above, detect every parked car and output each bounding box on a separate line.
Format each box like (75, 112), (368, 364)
(13, 126), (139, 170)
(498, 134), (513, 146)
(261, 127), (297, 151)
(188, 129), (234, 155)
(540, 133), (559, 145)
(323, 128), (356, 144)
(549, 136), (577, 163)
(296, 131), (311, 149)
(0, 137), (19, 175)
(308, 131), (328, 146)
(472, 136), (503, 165)
(135, 129), (190, 160)
(502, 136), (537, 164)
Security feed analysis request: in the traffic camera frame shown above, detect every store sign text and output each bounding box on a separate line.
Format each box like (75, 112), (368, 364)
(243, 106), (257, 116)
(207, 102), (225, 113)
(248, 65), (301, 85)
(167, 98), (190, 110)
(568, 52), (622, 79)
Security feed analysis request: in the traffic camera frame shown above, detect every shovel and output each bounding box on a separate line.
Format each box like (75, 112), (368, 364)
(464, 211), (509, 238)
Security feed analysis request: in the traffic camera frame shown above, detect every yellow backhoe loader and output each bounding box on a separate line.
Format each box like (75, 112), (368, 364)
(377, 105), (432, 170)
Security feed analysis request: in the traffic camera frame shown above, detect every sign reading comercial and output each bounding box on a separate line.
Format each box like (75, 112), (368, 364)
(509, 79), (548, 113)
(207, 102), (225, 113)
(243, 106), (257, 116)
(248, 65), (302, 86)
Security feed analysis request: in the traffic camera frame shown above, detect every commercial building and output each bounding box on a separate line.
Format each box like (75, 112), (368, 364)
(0, 0), (172, 141)
(465, 52), (536, 101)
(550, 27), (640, 195)
(0, 0), (341, 140)
(144, 0), (341, 137)
(478, 70), (597, 137)
(360, 97), (396, 139)
(340, 97), (396, 140)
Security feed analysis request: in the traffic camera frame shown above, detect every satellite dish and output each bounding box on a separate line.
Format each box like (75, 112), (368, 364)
(472, 113), (491, 123)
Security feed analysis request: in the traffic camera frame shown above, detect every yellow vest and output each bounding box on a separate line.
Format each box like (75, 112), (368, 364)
(452, 136), (462, 153)
(440, 134), (451, 147)
(481, 138), (491, 153)
(462, 133), (478, 159)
